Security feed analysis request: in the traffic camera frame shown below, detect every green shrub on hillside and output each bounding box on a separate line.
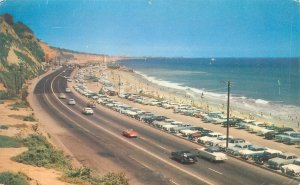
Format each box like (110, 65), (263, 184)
(8, 114), (36, 122)
(13, 21), (33, 38)
(0, 32), (13, 65)
(13, 134), (70, 170)
(0, 135), (22, 148)
(0, 171), (29, 185)
(0, 125), (9, 129)
(23, 115), (36, 122)
(10, 100), (29, 109)
(64, 167), (130, 185)
(100, 172), (129, 185)
(24, 40), (45, 62)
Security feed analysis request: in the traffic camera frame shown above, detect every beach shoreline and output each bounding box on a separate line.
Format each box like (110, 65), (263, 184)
(103, 64), (300, 130)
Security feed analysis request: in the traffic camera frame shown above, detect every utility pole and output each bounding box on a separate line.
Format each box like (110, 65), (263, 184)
(226, 81), (231, 148)
(118, 75), (121, 95)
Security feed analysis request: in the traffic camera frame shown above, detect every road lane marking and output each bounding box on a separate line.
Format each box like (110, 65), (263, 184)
(208, 168), (223, 175)
(128, 156), (154, 171)
(45, 71), (215, 185)
(170, 179), (180, 185)
(139, 136), (169, 151)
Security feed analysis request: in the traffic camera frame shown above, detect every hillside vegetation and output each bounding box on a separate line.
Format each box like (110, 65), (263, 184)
(0, 13), (46, 98)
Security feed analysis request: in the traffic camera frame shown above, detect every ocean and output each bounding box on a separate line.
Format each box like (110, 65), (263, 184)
(118, 58), (300, 125)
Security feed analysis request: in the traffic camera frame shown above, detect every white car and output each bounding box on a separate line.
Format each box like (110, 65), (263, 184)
(67, 99), (76, 105)
(193, 147), (228, 162)
(239, 145), (268, 160)
(281, 159), (300, 176)
(58, 93), (66, 99)
(198, 132), (224, 145)
(65, 88), (71, 93)
(82, 107), (94, 115)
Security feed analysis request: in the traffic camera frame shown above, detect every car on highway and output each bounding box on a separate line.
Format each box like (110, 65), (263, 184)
(67, 99), (76, 105)
(82, 107), (94, 115)
(122, 129), (138, 138)
(65, 88), (71, 93)
(192, 147), (228, 162)
(171, 150), (197, 164)
(58, 93), (66, 99)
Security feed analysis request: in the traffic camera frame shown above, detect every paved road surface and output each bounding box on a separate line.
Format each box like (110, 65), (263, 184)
(33, 67), (299, 185)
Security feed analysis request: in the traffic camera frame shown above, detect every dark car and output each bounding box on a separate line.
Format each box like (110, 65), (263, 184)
(199, 129), (213, 136)
(265, 127), (294, 140)
(142, 116), (157, 123)
(156, 115), (168, 121)
(171, 151), (198, 164)
(143, 115), (167, 123)
(222, 118), (243, 127)
(252, 150), (282, 165)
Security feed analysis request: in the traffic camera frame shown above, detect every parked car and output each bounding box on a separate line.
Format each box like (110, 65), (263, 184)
(255, 125), (278, 136)
(217, 138), (246, 151)
(87, 101), (97, 108)
(252, 149), (282, 165)
(267, 153), (298, 170)
(222, 118), (243, 127)
(192, 147), (228, 162)
(239, 145), (268, 160)
(235, 119), (255, 129)
(226, 143), (252, 156)
(67, 99), (76, 105)
(197, 132), (223, 145)
(206, 135), (233, 146)
(82, 107), (94, 115)
(122, 129), (138, 138)
(284, 132), (300, 145)
(274, 131), (298, 142)
(281, 159), (300, 177)
(171, 150), (197, 164)
(264, 127), (294, 140)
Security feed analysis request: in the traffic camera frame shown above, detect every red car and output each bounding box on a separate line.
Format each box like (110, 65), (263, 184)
(122, 129), (138, 138)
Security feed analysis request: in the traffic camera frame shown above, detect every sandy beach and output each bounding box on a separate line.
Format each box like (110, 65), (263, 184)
(73, 63), (299, 155)
(86, 65), (299, 131)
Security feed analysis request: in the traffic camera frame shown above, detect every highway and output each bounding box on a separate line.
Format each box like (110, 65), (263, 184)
(33, 67), (299, 185)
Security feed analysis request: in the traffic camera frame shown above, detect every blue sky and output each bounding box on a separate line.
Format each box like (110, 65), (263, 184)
(1, 0), (299, 57)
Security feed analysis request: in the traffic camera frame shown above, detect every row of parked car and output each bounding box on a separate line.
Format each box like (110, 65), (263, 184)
(114, 93), (300, 177)
(73, 68), (300, 177)
(119, 93), (300, 148)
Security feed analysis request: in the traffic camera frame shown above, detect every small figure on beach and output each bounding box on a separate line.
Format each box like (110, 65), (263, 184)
(201, 92), (204, 98)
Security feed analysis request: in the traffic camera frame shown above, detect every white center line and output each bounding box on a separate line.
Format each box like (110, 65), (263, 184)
(208, 168), (223, 175)
(170, 179), (181, 185)
(128, 156), (154, 171)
